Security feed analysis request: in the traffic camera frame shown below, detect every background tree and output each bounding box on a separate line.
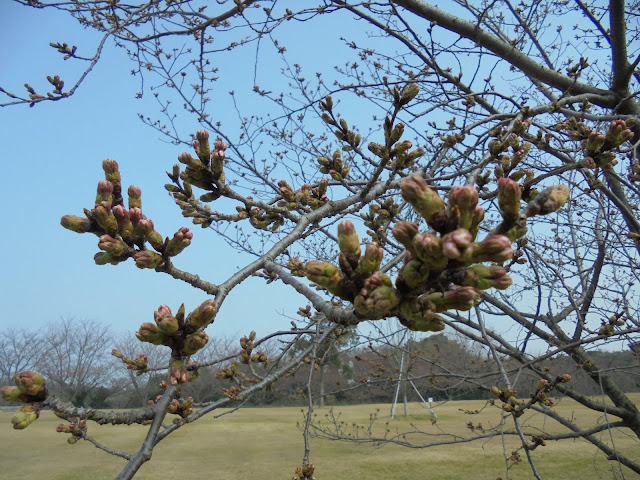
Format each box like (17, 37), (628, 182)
(2, 1), (640, 479)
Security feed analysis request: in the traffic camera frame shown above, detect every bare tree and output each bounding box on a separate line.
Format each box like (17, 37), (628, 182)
(0, 329), (43, 387)
(3, 1), (640, 479)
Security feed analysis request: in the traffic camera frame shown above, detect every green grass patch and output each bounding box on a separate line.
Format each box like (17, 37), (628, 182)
(1, 395), (639, 479)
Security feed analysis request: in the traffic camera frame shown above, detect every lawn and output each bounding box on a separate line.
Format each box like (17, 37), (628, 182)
(1, 395), (639, 479)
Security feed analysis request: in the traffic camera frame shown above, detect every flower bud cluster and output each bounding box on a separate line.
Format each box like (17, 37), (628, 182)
(304, 172), (568, 332)
(238, 331), (267, 364)
(1, 371), (48, 405)
(111, 349), (148, 375)
(56, 419), (86, 444)
(558, 118), (635, 169)
(62, 159), (194, 268)
(488, 121), (532, 179)
(317, 149), (350, 181)
(277, 179), (329, 211)
(165, 132), (229, 226)
(167, 396), (194, 419)
(598, 314), (626, 337)
(360, 198), (399, 246)
(292, 463), (316, 480)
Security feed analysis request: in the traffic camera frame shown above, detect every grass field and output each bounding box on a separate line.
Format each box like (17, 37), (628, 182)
(1, 395), (639, 479)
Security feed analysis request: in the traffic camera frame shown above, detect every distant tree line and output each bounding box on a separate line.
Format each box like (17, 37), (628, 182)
(3, 320), (638, 409)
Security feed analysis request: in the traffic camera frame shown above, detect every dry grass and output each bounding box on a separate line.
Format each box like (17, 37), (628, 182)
(1, 394), (639, 479)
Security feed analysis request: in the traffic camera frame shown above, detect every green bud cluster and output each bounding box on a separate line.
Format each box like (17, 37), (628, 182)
(1, 372), (47, 430)
(111, 350), (149, 375)
(488, 122), (532, 179)
(165, 131), (229, 226)
(360, 198), (399, 246)
(62, 159), (194, 268)
(293, 463), (316, 480)
(56, 419), (86, 444)
(317, 149), (350, 181)
(167, 396), (194, 418)
(304, 171), (569, 332)
(558, 118), (635, 169)
(135, 300), (217, 383)
(277, 179), (329, 211)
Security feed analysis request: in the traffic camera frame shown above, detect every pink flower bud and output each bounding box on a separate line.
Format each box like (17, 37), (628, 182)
(96, 180), (114, 205)
(133, 250), (163, 269)
(98, 234), (127, 257)
(442, 229), (472, 259)
(497, 177), (522, 221)
(128, 185), (142, 209)
(154, 305), (179, 334)
(186, 299), (218, 330)
(135, 322), (163, 345)
(305, 260), (343, 294)
(525, 184), (569, 217)
(337, 220), (361, 258)
(427, 286), (481, 312)
(464, 265), (512, 290)
(400, 174), (446, 229)
(392, 221), (419, 254)
(165, 227), (193, 256)
(353, 272), (399, 319)
(357, 242), (384, 278)
(182, 331), (209, 355)
(11, 404), (40, 429)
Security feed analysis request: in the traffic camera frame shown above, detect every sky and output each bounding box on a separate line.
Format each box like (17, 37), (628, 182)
(0, 2), (320, 338)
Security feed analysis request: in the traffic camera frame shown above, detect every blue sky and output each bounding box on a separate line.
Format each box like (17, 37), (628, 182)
(0, 2), (319, 337)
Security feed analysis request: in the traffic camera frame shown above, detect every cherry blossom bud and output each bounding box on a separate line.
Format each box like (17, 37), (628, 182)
(168, 358), (190, 385)
(136, 322), (163, 345)
(463, 235), (513, 263)
(413, 233), (447, 269)
(337, 221), (361, 258)
(154, 305), (179, 334)
(98, 235), (127, 257)
(11, 404), (40, 429)
(400, 174), (446, 229)
(497, 177), (522, 221)
(186, 299), (218, 330)
(442, 229), (472, 259)
(102, 159), (121, 188)
(133, 250), (163, 269)
(357, 243), (384, 278)
(183, 331), (209, 355)
(14, 372), (47, 399)
(427, 286), (481, 312)
(61, 215), (91, 234)
(93, 204), (118, 235)
(525, 184), (569, 217)
(112, 205), (134, 241)
(399, 259), (430, 288)
(95, 180), (114, 205)
(392, 221), (420, 255)
(128, 185), (142, 209)
(305, 260), (343, 295)
(464, 265), (512, 290)
(399, 297), (445, 332)
(165, 227), (193, 256)
(449, 185), (479, 230)
(94, 252), (119, 265)
(353, 272), (399, 319)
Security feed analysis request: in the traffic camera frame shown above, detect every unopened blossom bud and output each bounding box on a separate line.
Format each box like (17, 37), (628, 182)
(357, 242), (384, 278)
(94, 252), (119, 266)
(584, 131), (606, 153)
(61, 215), (91, 234)
(112, 205), (134, 241)
(182, 331), (209, 355)
(399, 259), (430, 288)
(392, 221), (420, 255)
(168, 358), (190, 385)
(95, 180), (114, 205)
(449, 185), (479, 230)
(525, 184), (569, 217)
(559, 374), (572, 383)
(165, 227), (193, 256)
(12, 404), (40, 429)
(536, 379), (549, 391)
(102, 159), (121, 187)
(133, 250), (163, 269)
(427, 286), (480, 312)
(490, 386), (501, 397)
(337, 221), (361, 258)
(353, 271), (399, 319)
(93, 204), (118, 235)
(14, 372), (47, 398)
(399, 296), (444, 331)
(463, 235), (513, 263)
(464, 265), (512, 290)
(178, 152), (201, 169)
(186, 299), (218, 330)
(305, 260), (343, 295)
(1, 386), (29, 403)
(497, 177), (522, 221)
(606, 120), (634, 147)
(128, 185), (142, 209)
(400, 174), (446, 229)
(442, 229), (472, 259)
(135, 322), (163, 345)
(412, 233), (447, 269)
(98, 235), (127, 257)
(398, 83), (420, 105)
(154, 305), (179, 334)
